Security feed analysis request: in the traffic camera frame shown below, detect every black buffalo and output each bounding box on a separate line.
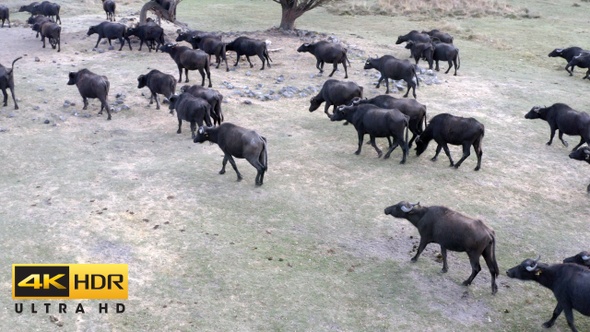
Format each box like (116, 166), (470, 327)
(563, 251), (590, 268)
(160, 43), (212, 86)
(432, 42), (460, 76)
(309, 79), (363, 117)
(566, 54), (590, 79)
(193, 123), (268, 186)
(385, 201), (499, 294)
(87, 21), (131, 51)
(297, 41), (350, 78)
(188, 35), (229, 71)
(180, 85), (224, 126)
(125, 24), (164, 52)
(331, 104), (410, 164)
(525, 103), (590, 151)
(102, 0), (116, 21)
(67, 69), (111, 120)
(0, 5), (10, 28)
(395, 30), (431, 44)
(175, 30), (221, 49)
(422, 29), (454, 44)
(351, 95), (427, 148)
(404, 41), (434, 68)
(507, 256), (590, 332)
(0, 57), (22, 109)
(168, 93), (212, 138)
(137, 69), (176, 110)
(225, 36), (272, 70)
(33, 20), (61, 52)
(364, 55), (419, 97)
(548, 47), (587, 75)
(415, 113), (484, 171)
(20, 1), (61, 25)
(28, 15), (53, 38)
(569, 146), (590, 192)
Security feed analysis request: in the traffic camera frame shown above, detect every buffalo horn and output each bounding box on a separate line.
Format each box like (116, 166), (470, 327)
(351, 97), (361, 105)
(556, 48), (563, 52)
(582, 254), (590, 261)
(400, 204), (413, 213)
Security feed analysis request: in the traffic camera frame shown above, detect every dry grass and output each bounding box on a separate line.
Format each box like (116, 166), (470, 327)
(330, 0), (539, 18)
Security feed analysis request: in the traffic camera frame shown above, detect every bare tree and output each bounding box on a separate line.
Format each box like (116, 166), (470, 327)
(140, 0), (187, 28)
(272, 0), (340, 31)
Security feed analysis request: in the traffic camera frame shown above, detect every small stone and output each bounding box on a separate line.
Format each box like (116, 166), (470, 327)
(243, 100), (252, 105)
(44, 119), (50, 124)
(34, 57), (40, 62)
(37, 87), (44, 92)
(33, 106), (40, 110)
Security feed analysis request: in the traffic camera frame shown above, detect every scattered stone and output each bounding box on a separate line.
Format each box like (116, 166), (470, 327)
(222, 81), (234, 89)
(33, 106), (40, 110)
(34, 57), (40, 62)
(243, 100), (252, 105)
(44, 119), (50, 124)
(0, 128), (9, 132)
(245, 71), (252, 76)
(108, 46), (115, 51)
(37, 87), (44, 92)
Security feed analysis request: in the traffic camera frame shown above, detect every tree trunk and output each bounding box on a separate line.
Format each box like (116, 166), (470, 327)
(279, 6), (302, 30)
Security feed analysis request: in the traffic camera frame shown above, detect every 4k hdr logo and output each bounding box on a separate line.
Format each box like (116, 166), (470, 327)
(12, 264), (128, 299)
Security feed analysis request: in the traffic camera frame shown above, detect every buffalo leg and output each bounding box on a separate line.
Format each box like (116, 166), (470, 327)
(411, 238), (428, 262)
(584, 69), (590, 80)
(2, 89), (7, 106)
(98, 98), (111, 120)
(355, 132), (365, 155)
(233, 55), (241, 67)
(245, 55), (254, 68)
(258, 54), (266, 70)
(570, 137), (585, 152)
(328, 63), (338, 77)
(383, 139), (400, 160)
(184, 68), (189, 83)
(41, 36), (46, 48)
(198, 68), (206, 87)
(118, 37), (124, 51)
(225, 155), (242, 181)
(190, 121), (196, 139)
(323, 103), (332, 118)
(431, 144), (443, 161)
(205, 66), (212, 88)
(444, 60), (453, 74)
(435, 60), (440, 71)
(440, 247), (448, 273)
(177, 118), (182, 134)
(453, 142), (472, 169)
(453, 58), (458, 76)
(177, 65), (183, 83)
(342, 59), (348, 79)
(82, 97), (88, 110)
(473, 137), (483, 171)
(546, 125), (557, 145)
(542, 303), (563, 328)
(376, 75), (384, 89)
(369, 136), (383, 158)
(95, 37), (102, 49)
(566, 64), (574, 76)
(246, 156), (265, 186)
(563, 307), (578, 332)
(316, 60), (323, 73)
(557, 130), (569, 147)
(385, 78), (391, 94)
(440, 143), (455, 166)
(482, 245), (498, 294)
(462, 251), (482, 287)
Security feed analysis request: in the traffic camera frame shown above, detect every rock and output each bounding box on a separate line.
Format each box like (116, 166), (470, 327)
(243, 100), (252, 105)
(43, 119), (50, 124)
(34, 57), (40, 62)
(33, 106), (40, 110)
(37, 87), (44, 92)
(222, 81), (234, 90)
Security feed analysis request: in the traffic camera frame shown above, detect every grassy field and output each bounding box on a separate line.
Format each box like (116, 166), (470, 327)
(1, 0), (589, 331)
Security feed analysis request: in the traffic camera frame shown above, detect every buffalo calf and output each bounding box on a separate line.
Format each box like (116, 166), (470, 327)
(194, 123), (268, 186)
(309, 79), (363, 117)
(160, 43), (212, 86)
(87, 21), (131, 51)
(364, 55), (419, 98)
(385, 201), (499, 294)
(225, 36), (271, 70)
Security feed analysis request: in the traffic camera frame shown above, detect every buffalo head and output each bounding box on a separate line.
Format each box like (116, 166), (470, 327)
(563, 251), (590, 266)
(384, 201), (420, 217)
(66, 72), (78, 85)
(506, 255), (541, 280)
(193, 126), (212, 144)
(524, 106), (543, 119)
(296, 43), (311, 53)
(569, 146), (590, 163)
(137, 74), (147, 89)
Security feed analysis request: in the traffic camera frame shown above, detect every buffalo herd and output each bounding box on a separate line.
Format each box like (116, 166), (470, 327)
(1, 3), (589, 331)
